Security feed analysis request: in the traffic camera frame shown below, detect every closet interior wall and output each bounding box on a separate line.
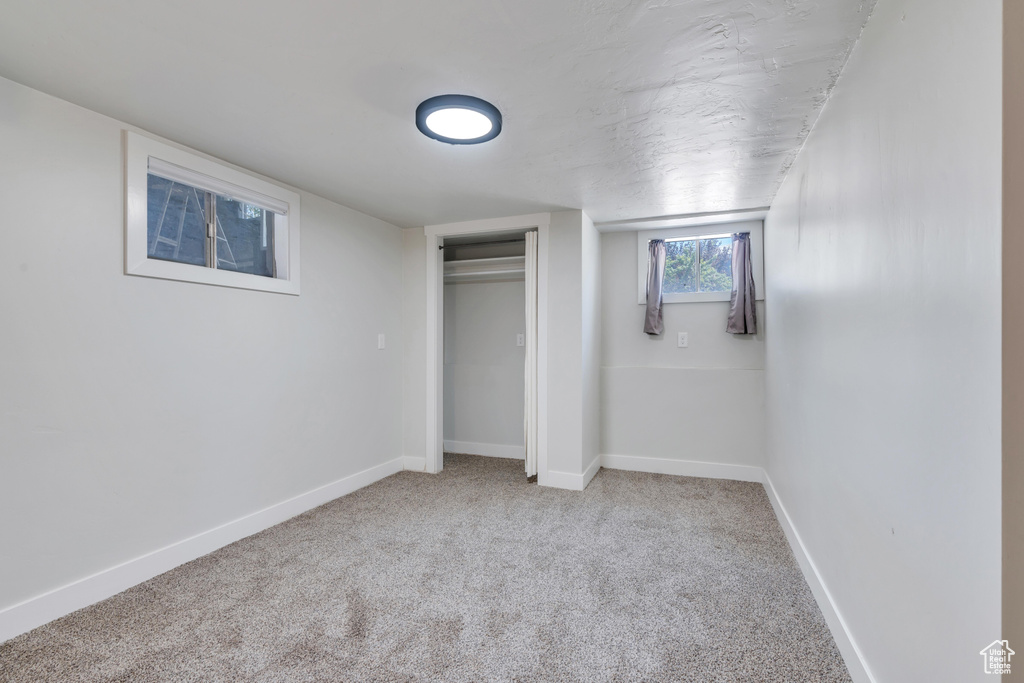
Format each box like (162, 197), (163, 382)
(442, 236), (528, 460)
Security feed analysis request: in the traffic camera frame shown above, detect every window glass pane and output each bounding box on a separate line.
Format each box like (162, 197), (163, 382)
(698, 237), (733, 292)
(147, 174), (208, 267)
(663, 239), (697, 293)
(215, 198), (276, 278)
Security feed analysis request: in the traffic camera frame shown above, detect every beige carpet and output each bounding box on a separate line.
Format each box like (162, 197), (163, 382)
(0, 454), (851, 682)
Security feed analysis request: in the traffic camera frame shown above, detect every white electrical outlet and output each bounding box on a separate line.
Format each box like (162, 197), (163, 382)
(516, 333), (525, 347)
(677, 332), (689, 348)
(377, 333), (386, 350)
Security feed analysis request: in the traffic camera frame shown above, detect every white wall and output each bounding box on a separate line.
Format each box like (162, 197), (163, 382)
(1005, 0), (1024, 650)
(763, 0), (1001, 681)
(401, 227), (427, 467)
(443, 279), (525, 454)
(546, 211), (585, 479)
(581, 213), (601, 478)
(599, 231), (765, 470)
(0, 76), (404, 615)
(545, 210), (601, 486)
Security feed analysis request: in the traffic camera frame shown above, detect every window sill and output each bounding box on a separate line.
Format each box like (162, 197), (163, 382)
(126, 257), (300, 295)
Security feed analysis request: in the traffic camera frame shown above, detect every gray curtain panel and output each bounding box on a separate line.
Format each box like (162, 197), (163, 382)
(726, 232), (757, 334)
(644, 239), (666, 335)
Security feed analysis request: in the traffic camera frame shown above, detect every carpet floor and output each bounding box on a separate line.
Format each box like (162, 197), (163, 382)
(1, 454), (851, 682)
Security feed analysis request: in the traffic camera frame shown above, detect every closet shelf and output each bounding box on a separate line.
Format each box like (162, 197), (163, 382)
(444, 256), (526, 283)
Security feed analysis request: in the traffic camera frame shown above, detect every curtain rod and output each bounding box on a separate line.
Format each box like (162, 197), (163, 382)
(439, 238), (526, 250)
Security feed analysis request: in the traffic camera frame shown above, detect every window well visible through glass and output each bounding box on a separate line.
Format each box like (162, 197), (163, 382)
(663, 235), (734, 294)
(146, 175), (208, 267)
(215, 199), (275, 277)
(146, 173), (280, 278)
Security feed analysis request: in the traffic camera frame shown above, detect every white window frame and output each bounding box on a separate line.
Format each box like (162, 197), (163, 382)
(636, 219), (765, 304)
(124, 131), (301, 295)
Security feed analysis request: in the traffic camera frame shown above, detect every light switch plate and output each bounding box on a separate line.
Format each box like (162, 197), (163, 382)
(677, 332), (688, 348)
(378, 333), (386, 350)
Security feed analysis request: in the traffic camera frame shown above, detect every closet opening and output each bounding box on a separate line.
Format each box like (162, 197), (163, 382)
(440, 229), (539, 479)
(424, 213), (548, 481)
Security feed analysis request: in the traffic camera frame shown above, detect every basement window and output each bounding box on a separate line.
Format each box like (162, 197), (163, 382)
(636, 221), (764, 304)
(125, 132), (300, 295)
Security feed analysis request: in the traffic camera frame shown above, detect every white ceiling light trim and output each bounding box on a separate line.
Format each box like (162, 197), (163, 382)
(416, 94), (502, 145)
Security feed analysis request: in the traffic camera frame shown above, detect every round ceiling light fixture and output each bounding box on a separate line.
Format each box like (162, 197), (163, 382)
(416, 94), (502, 145)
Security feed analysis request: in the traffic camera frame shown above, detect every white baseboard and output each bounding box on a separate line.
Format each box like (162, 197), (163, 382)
(541, 457), (601, 491)
(542, 469), (585, 490)
(599, 454), (764, 483)
(0, 457), (404, 645)
(762, 472), (876, 683)
(402, 455), (427, 472)
(443, 440), (525, 460)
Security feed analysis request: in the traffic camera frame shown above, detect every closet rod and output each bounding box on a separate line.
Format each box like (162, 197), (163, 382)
(439, 238), (526, 250)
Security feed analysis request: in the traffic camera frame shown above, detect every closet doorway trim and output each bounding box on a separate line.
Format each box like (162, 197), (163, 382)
(423, 213), (550, 482)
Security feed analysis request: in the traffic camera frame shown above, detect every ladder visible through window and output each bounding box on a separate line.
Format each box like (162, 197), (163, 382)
(149, 181), (239, 270)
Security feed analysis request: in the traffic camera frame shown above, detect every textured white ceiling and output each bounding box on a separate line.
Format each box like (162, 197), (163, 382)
(0, 0), (874, 228)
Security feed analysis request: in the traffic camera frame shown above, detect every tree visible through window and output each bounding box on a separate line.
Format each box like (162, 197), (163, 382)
(663, 235), (733, 294)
